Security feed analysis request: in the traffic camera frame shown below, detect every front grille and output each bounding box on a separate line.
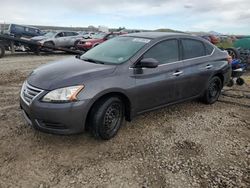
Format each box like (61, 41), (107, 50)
(21, 81), (43, 105)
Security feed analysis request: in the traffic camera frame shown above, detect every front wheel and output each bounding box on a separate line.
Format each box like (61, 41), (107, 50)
(43, 41), (55, 52)
(202, 76), (222, 104)
(89, 97), (124, 140)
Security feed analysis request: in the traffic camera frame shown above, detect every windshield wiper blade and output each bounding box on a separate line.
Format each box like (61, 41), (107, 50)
(81, 57), (104, 64)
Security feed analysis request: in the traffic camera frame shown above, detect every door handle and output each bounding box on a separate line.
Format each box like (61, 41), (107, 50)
(206, 64), (213, 69)
(173, 71), (183, 76)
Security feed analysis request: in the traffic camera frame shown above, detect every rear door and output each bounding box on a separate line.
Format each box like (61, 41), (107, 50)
(177, 38), (215, 99)
(61, 32), (72, 47)
(133, 39), (183, 112)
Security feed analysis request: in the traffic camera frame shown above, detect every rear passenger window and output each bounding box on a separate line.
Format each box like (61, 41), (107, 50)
(13, 25), (24, 32)
(204, 42), (214, 55)
(143, 40), (179, 64)
(182, 39), (205, 59)
(64, 32), (71, 36)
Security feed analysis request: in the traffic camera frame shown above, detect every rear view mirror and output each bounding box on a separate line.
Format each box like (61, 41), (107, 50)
(139, 58), (159, 68)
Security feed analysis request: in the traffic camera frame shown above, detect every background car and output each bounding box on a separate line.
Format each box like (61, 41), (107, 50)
(78, 31), (96, 39)
(5, 24), (43, 38)
(30, 31), (83, 48)
(76, 32), (126, 51)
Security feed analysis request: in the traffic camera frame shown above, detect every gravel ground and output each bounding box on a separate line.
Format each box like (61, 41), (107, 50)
(0, 53), (249, 188)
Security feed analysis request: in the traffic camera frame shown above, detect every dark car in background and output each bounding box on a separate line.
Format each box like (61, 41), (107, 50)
(20, 32), (231, 140)
(76, 32), (126, 51)
(6, 24), (43, 38)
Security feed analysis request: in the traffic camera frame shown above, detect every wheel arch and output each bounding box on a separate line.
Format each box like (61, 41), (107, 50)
(85, 91), (132, 130)
(213, 72), (224, 86)
(44, 40), (55, 46)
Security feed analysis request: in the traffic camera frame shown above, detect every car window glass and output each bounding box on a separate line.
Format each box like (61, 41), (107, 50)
(56, 32), (64, 38)
(63, 32), (70, 36)
(81, 37), (150, 64)
(182, 39), (205, 59)
(204, 42), (214, 55)
(106, 34), (115, 39)
(65, 32), (74, 36)
(143, 39), (179, 64)
(13, 25), (24, 32)
(29, 28), (36, 33)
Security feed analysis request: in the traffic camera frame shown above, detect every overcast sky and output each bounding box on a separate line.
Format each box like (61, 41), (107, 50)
(0, 0), (250, 34)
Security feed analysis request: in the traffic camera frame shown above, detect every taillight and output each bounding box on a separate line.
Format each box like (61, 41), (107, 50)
(227, 55), (232, 64)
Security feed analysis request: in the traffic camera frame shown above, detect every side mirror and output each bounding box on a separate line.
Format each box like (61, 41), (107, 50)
(139, 58), (159, 68)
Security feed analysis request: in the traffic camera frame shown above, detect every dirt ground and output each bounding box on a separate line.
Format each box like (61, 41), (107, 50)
(0, 52), (249, 188)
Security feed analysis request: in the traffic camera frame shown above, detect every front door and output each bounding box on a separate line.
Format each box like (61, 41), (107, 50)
(133, 39), (183, 113)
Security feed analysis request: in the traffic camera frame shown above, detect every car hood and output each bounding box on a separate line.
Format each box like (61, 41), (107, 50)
(27, 57), (116, 90)
(31, 36), (49, 41)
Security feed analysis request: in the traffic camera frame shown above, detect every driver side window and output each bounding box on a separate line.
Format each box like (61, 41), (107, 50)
(143, 39), (179, 64)
(55, 32), (64, 38)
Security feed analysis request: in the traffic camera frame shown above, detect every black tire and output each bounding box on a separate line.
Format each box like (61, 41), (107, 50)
(0, 44), (5, 58)
(74, 40), (80, 49)
(202, 76), (222, 104)
(43, 41), (55, 52)
(236, 77), (244, 86)
(44, 41), (54, 47)
(225, 48), (240, 59)
(227, 79), (234, 87)
(89, 97), (124, 140)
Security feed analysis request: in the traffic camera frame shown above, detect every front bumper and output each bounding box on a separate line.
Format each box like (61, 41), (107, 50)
(20, 96), (90, 135)
(76, 44), (91, 51)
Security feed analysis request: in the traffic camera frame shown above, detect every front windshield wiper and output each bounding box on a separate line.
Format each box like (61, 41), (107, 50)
(80, 57), (104, 64)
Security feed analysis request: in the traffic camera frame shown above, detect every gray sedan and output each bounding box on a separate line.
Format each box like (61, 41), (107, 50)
(21, 32), (231, 140)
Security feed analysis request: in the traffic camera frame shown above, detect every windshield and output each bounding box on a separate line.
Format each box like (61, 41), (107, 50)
(81, 36), (151, 64)
(92, 33), (107, 39)
(78, 31), (87, 35)
(44, 32), (57, 38)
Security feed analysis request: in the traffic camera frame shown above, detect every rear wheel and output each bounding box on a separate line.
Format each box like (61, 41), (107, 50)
(0, 44), (5, 58)
(89, 97), (124, 140)
(202, 76), (222, 104)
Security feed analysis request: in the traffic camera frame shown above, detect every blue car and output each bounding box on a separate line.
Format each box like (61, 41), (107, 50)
(7, 24), (43, 38)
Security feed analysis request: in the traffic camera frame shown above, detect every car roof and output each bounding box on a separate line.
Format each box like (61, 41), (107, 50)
(10, 24), (40, 30)
(123, 32), (190, 39)
(56, 31), (78, 33)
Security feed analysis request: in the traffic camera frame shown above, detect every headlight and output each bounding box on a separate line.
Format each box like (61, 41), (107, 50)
(42, 85), (84, 102)
(85, 42), (92, 46)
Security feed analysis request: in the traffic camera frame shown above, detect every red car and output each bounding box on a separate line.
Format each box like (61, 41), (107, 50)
(76, 32), (126, 51)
